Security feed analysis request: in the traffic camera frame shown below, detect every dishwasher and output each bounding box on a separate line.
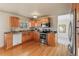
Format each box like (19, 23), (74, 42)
(13, 32), (22, 46)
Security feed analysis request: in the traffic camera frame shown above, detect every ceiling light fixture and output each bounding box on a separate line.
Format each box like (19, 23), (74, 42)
(33, 15), (38, 19)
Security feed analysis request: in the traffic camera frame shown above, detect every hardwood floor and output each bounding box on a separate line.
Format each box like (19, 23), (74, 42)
(0, 41), (69, 56)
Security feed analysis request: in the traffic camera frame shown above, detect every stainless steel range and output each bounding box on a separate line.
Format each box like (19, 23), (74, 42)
(39, 28), (51, 45)
(40, 33), (47, 44)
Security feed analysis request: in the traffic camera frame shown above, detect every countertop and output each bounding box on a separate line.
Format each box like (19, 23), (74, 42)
(4, 30), (57, 34)
(4, 30), (38, 34)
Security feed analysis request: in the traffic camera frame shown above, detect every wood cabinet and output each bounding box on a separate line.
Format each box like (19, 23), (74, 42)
(29, 31), (34, 40)
(33, 31), (40, 42)
(72, 4), (79, 48)
(76, 28), (79, 47)
(76, 4), (79, 22)
(22, 31), (31, 43)
(40, 17), (49, 24)
(47, 32), (55, 46)
(29, 17), (49, 27)
(76, 3), (79, 33)
(29, 20), (36, 27)
(72, 4), (79, 55)
(4, 32), (13, 49)
(10, 16), (20, 28)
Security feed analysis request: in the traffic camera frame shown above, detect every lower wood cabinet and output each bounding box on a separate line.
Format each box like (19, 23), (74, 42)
(22, 32), (29, 43)
(4, 32), (13, 49)
(33, 31), (40, 42)
(76, 28), (79, 47)
(47, 32), (55, 46)
(29, 31), (34, 40)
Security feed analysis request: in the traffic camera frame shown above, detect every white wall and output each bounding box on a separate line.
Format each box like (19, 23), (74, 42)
(0, 12), (11, 47)
(0, 12), (27, 47)
(50, 16), (58, 31)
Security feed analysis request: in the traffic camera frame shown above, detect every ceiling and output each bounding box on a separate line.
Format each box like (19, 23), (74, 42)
(0, 3), (72, 17)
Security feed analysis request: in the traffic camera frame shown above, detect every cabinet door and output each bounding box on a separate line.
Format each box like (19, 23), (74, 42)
(29, 20), (36, 27)
(27, 32), (34, 41)
(47, 33), (55, 46)
(76, 28), (79, 47)
(10, 16), (20, 28)
(40, 17), (49, 24)
(77, 4), (79, 21)
(4, 33), (13, 49)
(72, 3), (76, 11)
(22, 32), (27, 43)
(22, 32), (31, 43)
(76, 4), (79, 48)
(33, 32), (40, 42)
(76, 4), (79, 28)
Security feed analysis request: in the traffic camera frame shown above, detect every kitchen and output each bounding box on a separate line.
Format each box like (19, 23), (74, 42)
(0, 3), (77, 56)
(4, 15), (56, 49)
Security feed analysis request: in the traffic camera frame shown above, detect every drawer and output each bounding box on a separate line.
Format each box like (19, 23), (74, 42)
(76, 34), (79, 47)
(76, 21), (79, 27)
(76, 28), (79, 34)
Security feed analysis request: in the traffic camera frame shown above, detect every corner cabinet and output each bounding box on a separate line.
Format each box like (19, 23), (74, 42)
(4, 32), (13, 49)
(47, 32), (55, 46)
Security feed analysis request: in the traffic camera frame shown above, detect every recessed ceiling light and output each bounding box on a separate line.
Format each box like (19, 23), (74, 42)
(33, 15), (38, 18)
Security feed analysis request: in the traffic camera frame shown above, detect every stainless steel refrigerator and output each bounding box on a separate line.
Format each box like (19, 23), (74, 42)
(57, 11), (76, 56)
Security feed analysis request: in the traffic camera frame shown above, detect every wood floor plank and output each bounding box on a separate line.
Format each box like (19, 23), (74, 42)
(0, 41), (69, 56)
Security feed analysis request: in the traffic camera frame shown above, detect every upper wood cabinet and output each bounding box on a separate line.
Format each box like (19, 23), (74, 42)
(72, 3), (76, 11)
(47, 32), (55, 46)
(4, 32), (13, 49)
(76, 4), (79, 22)
(40, 17), (49, 24)
(10, 16), (20, 28)
(29, 20), (35, 27)
(29, 17), (49, 27)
